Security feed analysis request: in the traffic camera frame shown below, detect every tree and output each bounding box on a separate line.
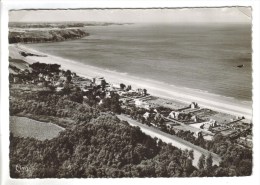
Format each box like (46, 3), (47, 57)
(120, 83), (126, 90)
(189, 150), (194, 160)
(66, 75), (72, 83)
(143, 89), (147, 96)
(205, 153), (213, 170)
(126, 85), (132, 91)
(198, 154), (205, 170)
(65, 70), (71, 77)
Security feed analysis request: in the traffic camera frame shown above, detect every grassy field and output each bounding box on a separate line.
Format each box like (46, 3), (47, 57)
(10, 116), (65, 141)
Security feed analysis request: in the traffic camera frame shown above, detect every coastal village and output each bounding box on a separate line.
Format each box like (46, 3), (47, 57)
(9, 57), (253, 149)
(6, 17), (254, 177)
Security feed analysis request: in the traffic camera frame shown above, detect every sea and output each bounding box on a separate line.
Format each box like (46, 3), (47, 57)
(27, 23), (252, 102)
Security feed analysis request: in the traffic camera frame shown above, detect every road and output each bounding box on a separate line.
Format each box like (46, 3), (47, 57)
(117, 114), (221, 167)
(162, 116), (214, 136)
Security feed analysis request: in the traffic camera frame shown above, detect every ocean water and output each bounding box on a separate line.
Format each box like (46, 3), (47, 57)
(27, 23), (252, 102)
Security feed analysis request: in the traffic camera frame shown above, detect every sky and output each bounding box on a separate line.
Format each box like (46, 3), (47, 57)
(9, 7), (251, 23)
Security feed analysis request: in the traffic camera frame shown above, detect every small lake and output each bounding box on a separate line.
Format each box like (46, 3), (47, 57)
(10, 116), (65, 141)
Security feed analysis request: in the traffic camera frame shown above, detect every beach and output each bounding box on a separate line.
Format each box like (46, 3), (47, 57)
(9, 44), (252, 119)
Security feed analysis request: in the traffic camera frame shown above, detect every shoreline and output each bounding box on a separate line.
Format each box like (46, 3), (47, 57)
(9, 43), (252, 120)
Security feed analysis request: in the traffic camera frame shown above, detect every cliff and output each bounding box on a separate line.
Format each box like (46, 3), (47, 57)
(9, 28), (89, 44)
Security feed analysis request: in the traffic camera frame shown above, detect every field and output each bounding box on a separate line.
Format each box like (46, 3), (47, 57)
(10, 116), (65, 141)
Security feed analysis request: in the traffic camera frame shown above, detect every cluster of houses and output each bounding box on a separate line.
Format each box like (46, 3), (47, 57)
(10, 64), (252, 146)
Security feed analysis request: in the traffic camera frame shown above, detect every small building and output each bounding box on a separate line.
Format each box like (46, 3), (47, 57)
(54, 81), (63, 87)
(169, 111), (180, 120)
(93, 76), (106, 86)
(118, 91), (127, 96)
(56, 87), (64, 92)
(134, 99), (152, 110)
(71, 72), (77, 77)
(191, 115), (198, 122)
(59, 70), (65, 76)
(134, 99), (144, 107)
(194, 131), (203, 138)
(209, 119), (217, 126)
(38, 73), (44, 78)
(201, 119), (217, 130)
(12, 76), (20, 83)
(112, 83), (121, 89)
(143, 103), (152, 110)
(136, 88), (144, 95)
(143, 112), (150, 120)
(98, 99), (104, 105)
(190, 102), (198, 109)
(44, 75), (51, 82)
(154, 112), (161, 121)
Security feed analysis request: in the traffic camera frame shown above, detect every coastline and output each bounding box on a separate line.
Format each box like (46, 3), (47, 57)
(9, 43), (252, 120)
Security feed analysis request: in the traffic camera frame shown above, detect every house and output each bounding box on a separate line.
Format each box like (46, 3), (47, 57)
(136, 88), (144, 95)
(209, 119), (217, 126)
(38, 73), (44, 78)
(93, 77), (106, 86)
(190, 102), (199, 109)
(169, 111), (180, 120)
(134, 99), (144, 107)
(200, 119), (218, 130)
(12, 76), (20, 83)
(143, 104), (152, 110)
(56, 87), (64, 92)
(191, 115), (198, 122)
(38, 77), (45, 82)
(194, 131), (203, 138)
(54, 81), (63, 87)
(120, 98), (131, 104)
(154, 112), (161, 121)
(134, 99), (152, 110)
(98, 99), (104, 105)
(59, 70), (65, 76)
(118, 91), (127, 96)
(105, 92), (111, 98)
(112, 83), (121, 89)
(71, 72), (77, 77)
(143, 112), (150, 120)
(44, 74), (51, 82)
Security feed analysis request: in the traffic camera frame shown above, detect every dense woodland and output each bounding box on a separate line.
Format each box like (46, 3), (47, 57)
(9, 62), (252, 178)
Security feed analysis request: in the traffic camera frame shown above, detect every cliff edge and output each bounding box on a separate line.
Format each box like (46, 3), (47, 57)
(9, 28), (89, 44)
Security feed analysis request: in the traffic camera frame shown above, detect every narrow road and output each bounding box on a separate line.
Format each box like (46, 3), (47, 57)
(117, 114), (221, 167)
(162, 116), (214, 136)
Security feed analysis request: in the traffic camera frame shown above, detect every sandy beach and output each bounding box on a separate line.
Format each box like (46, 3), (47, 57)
(9, 44), (252, 120)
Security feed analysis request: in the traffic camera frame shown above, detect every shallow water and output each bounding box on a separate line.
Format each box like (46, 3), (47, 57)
(27, 23), (252, 102)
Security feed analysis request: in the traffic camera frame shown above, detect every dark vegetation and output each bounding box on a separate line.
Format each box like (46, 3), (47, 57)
(9, 28), (89, 44)
(10, 115), (198, 178)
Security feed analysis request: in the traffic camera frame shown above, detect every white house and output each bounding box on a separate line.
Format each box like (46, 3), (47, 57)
(190, 102), (199, 109)
(56, 87), (64, 92)
(194, 131), (203, 138)
(134, 99), (144, 107)
(143, 112), (150, 120)
(191, 115), (198, 122)
(112, 83), (121, 89)
(169, 111), (180, 120)
(93, 76), (106, 86)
